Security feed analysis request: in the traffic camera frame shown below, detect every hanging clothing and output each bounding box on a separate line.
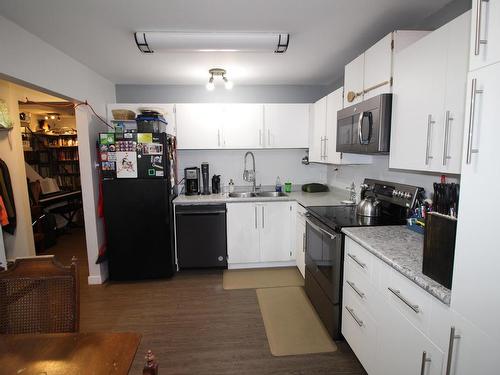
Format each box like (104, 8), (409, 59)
(0, 196), (8, 226)
(0, 159), (16, 234)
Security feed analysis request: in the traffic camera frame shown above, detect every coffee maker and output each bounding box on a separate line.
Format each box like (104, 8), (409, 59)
(184, 167), (200, 195)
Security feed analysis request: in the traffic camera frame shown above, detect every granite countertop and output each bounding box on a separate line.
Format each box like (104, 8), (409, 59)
(342, 226), (451, 305)
(173, 186), (350, 207)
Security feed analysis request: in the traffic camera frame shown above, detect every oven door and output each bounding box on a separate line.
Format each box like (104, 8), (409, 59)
(304, 214), (343, 304)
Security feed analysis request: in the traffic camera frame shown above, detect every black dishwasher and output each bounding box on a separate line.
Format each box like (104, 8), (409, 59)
(175, 204), (227, 269)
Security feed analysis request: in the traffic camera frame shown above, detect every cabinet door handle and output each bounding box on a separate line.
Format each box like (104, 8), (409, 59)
(425, 115), (435, 165)
(474, 0), (489, 56)
(268, 129), (271, 147)
(262, 206), (265, 229)
(347, 253), (366, 269)
(420, 351), (432, 375)
(346, 280), (365, 299)
(302, 233), (306, 253)
(319, 137), (324, 158)
(388, 287), (420, 313)
(345, 306), (364, 327)
(324, 137), (328, 159)
(445, 326), (461, 375)
(259, 129), (262, 146)
(218, 129), (221, 147)
(254, 206), (258, 229)
(466, 78), (483, 164)
(442, 111), (453, 166)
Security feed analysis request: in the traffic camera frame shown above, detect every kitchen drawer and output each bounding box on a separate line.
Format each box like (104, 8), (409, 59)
(344, 257), (382, 319)
(342, 285), (377, 374)
(344, 237), (377, 281)
(379, 263), (433, 336)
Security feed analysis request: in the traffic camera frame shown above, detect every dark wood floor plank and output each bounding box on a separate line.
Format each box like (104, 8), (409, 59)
(45, 229), (367, 375)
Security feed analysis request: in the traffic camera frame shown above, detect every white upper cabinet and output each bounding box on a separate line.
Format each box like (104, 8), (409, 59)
(309, 96), (327, 163)
(389, 12), (470, 174)
(176, 103), (308, 150)
(469, 0), (500, 71)
(310, 89), (372, 165)
(263, 104), (309, 148)
(363, 33), (393, 100)
(344, 31), (429, 107)
(222, 104), (263, 149)
(176, 103), (223, 149)
(344, 54), (365, 105)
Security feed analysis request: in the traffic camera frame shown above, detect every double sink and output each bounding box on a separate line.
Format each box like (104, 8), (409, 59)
(228, 191), (288, 198)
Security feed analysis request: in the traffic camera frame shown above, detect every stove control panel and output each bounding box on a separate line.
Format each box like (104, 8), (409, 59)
(363, 178), (424, 209)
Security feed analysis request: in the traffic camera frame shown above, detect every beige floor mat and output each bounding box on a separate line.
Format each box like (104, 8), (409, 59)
(256, 286), (337, 357)
(222, 267), (304, 290)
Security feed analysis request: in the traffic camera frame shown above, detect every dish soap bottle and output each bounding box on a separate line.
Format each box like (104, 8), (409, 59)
(228, 179), (235, 193)
(275, 176), (282, 192)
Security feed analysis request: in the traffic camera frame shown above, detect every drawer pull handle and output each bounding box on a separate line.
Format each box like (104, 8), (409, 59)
(347, 253), (366, 269)
(388, 287), (420, 313)
(420, 351), (432, 375)
(346, 280), (365, 299)
(345, 306), (364, 327)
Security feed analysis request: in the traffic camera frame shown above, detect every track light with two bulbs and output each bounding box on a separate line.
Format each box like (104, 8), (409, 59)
(206, 68), (233, 91)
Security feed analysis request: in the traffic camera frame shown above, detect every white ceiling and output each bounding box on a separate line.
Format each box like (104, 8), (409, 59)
(0, 0), (453, 86)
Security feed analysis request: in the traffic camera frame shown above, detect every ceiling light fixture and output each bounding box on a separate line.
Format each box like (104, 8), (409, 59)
(206, 69), (233, 91)
(135, 32), (289, 54)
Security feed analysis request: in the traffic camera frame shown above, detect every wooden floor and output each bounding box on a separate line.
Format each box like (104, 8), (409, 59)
(47, 229), (367, 375)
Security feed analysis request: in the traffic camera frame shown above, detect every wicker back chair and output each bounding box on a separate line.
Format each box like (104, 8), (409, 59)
(0, 255), (79, 334)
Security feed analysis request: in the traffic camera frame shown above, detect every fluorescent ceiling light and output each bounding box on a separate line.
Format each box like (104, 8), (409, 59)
(134, 32), (289, 54)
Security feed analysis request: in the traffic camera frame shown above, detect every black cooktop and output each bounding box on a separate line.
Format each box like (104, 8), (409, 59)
(307, 205), (406, 232)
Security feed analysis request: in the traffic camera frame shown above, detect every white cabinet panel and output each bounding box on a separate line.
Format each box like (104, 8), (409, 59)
(222, 104), (263, 149)
(309, 96), (327, 163)
(363, 33), (393, 100)
(376, 301), (444, 375)
(469, 0), (500, 71)
(451, 63), (500, 337)
(446, 312), (500, 375)
(264, 104), (309, 148)
(344, 53), (365, 106)
(260, 202), (292, 262)
(227, 203), (260, 264)
(176, 104), (223, 149)
(295, 208), (306, 278)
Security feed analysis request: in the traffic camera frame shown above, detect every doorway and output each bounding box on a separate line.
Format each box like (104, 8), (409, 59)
(0, 78), (88, 280)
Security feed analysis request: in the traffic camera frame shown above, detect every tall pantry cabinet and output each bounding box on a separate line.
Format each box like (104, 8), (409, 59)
(445, 6), (500, 375)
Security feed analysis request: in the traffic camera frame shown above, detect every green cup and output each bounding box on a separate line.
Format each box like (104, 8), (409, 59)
(284, 182), (292, 193)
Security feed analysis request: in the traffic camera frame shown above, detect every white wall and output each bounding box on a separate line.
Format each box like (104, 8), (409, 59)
(0, 15), (116, 284)
(178, 149), (327, 191)
(326, 156), (459, 201)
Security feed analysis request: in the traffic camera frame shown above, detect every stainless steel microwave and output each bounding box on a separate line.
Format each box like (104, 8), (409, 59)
(336, 94), (392, 154)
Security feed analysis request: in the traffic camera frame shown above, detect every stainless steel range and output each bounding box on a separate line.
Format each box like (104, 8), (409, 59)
(304, 179), (424, 339)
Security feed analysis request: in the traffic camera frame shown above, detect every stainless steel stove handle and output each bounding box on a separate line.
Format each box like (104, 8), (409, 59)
(305, 216), (336, 240)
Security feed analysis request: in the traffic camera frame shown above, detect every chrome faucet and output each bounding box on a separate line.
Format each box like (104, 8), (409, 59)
(243, 151), (256, 192)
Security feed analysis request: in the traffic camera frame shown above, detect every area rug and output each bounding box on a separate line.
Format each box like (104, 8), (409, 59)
(256, 286), (337, 356)
(222, 267), (304, 290)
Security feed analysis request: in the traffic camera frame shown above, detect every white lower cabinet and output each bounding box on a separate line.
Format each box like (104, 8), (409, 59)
(226, 202), (293, 268)
(342, 237), (448, 375)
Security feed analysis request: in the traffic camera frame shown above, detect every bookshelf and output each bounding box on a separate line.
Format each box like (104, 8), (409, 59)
(22, 129), (81, 191)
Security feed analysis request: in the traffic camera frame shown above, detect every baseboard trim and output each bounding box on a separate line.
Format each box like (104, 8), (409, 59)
(87, 275), (104, 285)
(228, 261), (296, 270)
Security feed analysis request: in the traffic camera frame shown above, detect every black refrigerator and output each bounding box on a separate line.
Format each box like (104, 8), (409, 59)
(99, 132), (177, 280)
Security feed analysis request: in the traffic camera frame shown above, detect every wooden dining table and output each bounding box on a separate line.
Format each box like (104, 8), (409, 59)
(0, 332), (141, 375)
